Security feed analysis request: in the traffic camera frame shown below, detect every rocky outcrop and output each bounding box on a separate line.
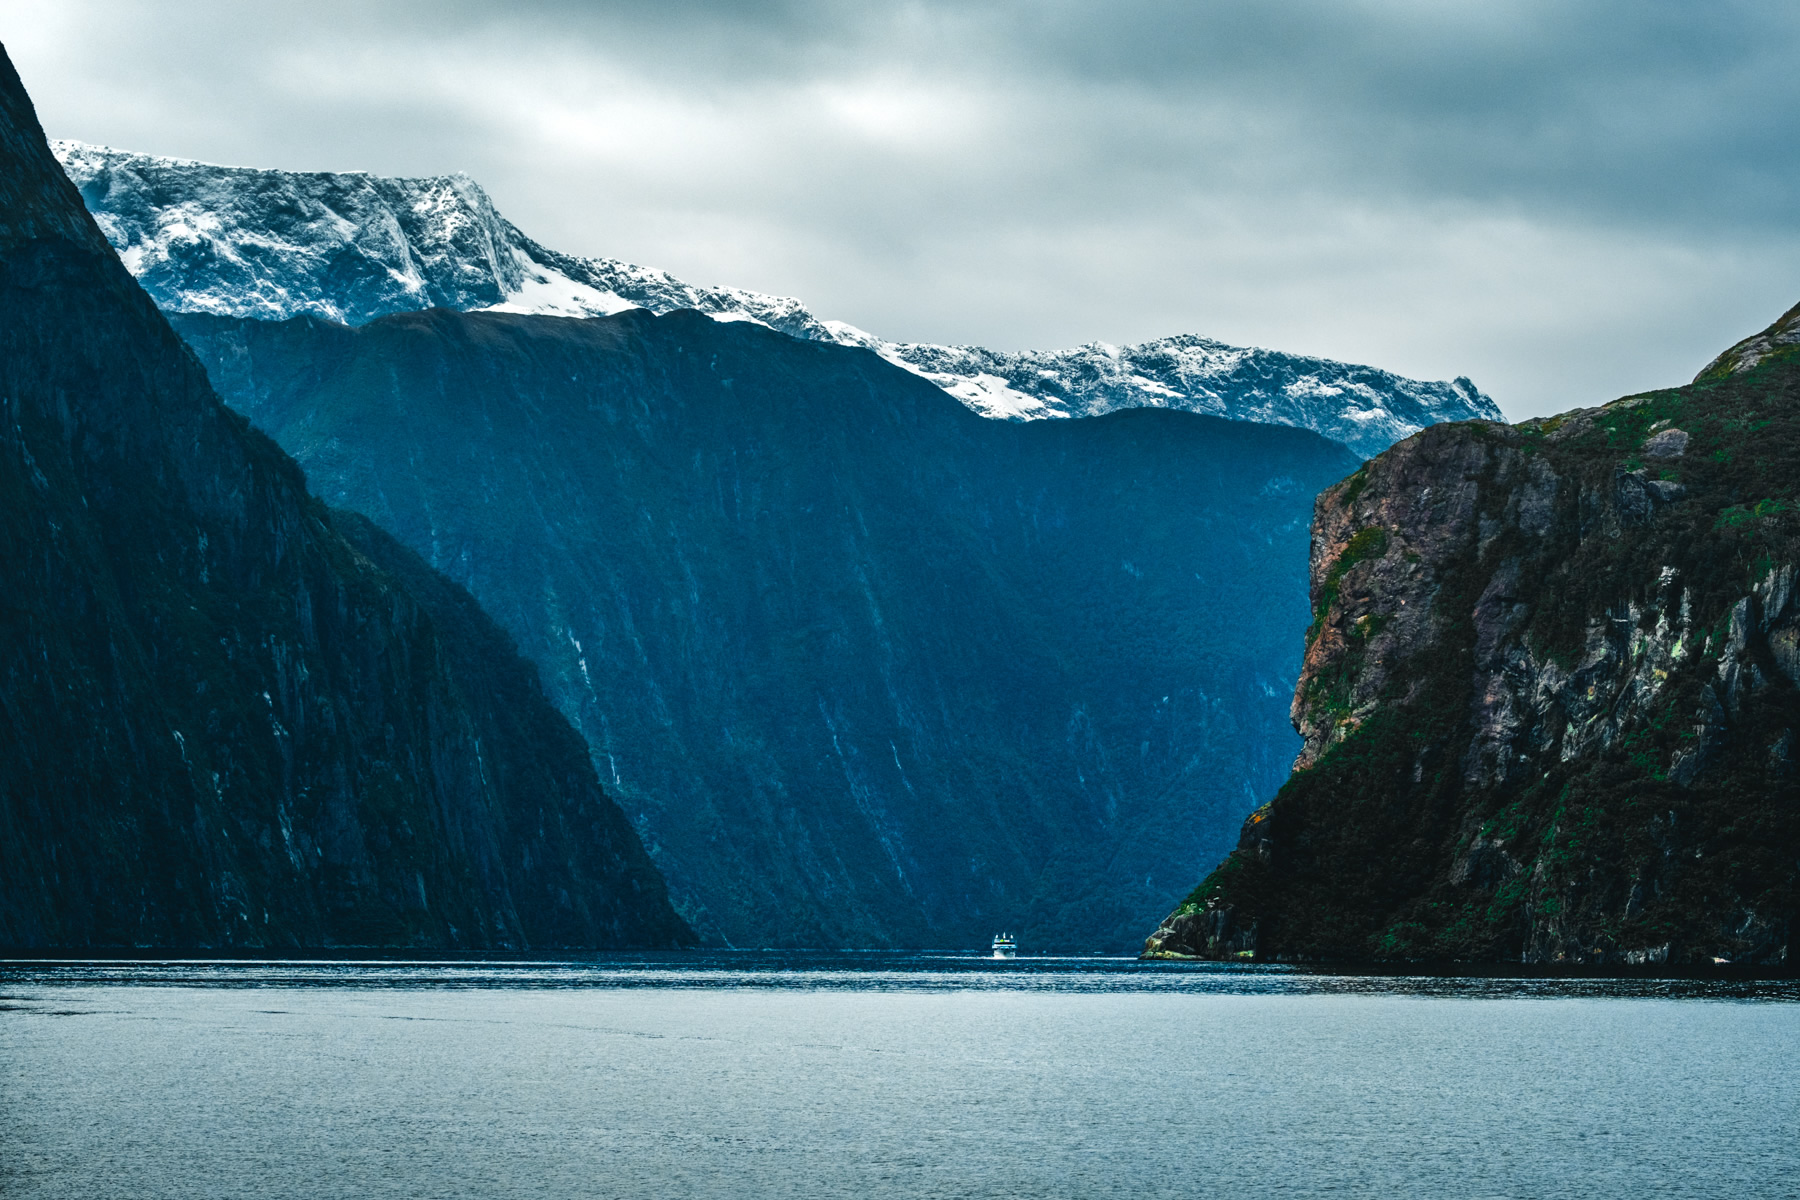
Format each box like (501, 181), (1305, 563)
(0, 44), (691, 950)
(1146, 316), (1800, 966)
(1696, 300), (1800, 382)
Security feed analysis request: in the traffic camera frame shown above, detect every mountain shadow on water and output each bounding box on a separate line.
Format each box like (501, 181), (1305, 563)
(0, 44), (691, 950)
(172, 305), (1362, 950)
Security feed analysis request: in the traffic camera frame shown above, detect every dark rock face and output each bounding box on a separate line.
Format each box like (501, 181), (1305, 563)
(1146, 336), (1800, 966)
(0, 45), (690, 950)
(168, 306), (1359, 950)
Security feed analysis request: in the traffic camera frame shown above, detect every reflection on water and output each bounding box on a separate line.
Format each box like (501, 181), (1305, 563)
(4, 955), (1798, 1199)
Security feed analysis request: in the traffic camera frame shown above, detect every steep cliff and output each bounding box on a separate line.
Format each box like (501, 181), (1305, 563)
(168, 305), (1358, 950)
(53, 141), (1499, 458)
(0, 45), (690, 950)
(1145, 306), (1800, 966)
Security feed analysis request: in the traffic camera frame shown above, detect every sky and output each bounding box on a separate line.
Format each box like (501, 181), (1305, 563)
(3, 0), (1797, 419)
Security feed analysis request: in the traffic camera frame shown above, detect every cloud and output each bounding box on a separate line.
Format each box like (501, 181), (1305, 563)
(2, 0), (1797, 417)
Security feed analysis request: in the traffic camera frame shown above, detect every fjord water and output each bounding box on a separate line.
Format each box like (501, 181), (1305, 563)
(3, 957), (1796, 1199)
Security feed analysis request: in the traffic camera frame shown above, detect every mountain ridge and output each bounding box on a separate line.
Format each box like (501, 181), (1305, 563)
(53, 140), (1499, 459)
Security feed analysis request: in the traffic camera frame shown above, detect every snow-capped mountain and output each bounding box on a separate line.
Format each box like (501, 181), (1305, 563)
(53, 141), (1500, 456)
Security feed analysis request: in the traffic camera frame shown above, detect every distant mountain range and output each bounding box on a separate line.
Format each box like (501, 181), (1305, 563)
(40, 135), (1500, 952)
(53, 142), (1500, 459)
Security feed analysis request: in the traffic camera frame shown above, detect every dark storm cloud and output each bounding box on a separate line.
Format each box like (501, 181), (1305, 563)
(436, 0), (1800, 230)
(3, 0), (1798, 416)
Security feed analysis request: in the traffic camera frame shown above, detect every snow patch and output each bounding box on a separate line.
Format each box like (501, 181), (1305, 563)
(485, 251), (636, 318)
(930, 371), (1056, 420)
(1128, 374), (1187, 400)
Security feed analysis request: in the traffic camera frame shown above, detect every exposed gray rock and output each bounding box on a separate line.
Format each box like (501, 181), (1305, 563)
(1696, 300), (1800, 381)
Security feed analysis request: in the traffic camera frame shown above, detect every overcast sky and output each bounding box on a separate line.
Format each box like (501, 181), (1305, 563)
(4, 0), (1797, 418)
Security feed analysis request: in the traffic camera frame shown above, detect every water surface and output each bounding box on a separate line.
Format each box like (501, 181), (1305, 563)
(3, 954), (1794, 1197)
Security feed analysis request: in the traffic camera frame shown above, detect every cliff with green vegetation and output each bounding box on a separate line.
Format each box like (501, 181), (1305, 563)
(0, 44), (690, 950)
(1145, 303), (1800, 967)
